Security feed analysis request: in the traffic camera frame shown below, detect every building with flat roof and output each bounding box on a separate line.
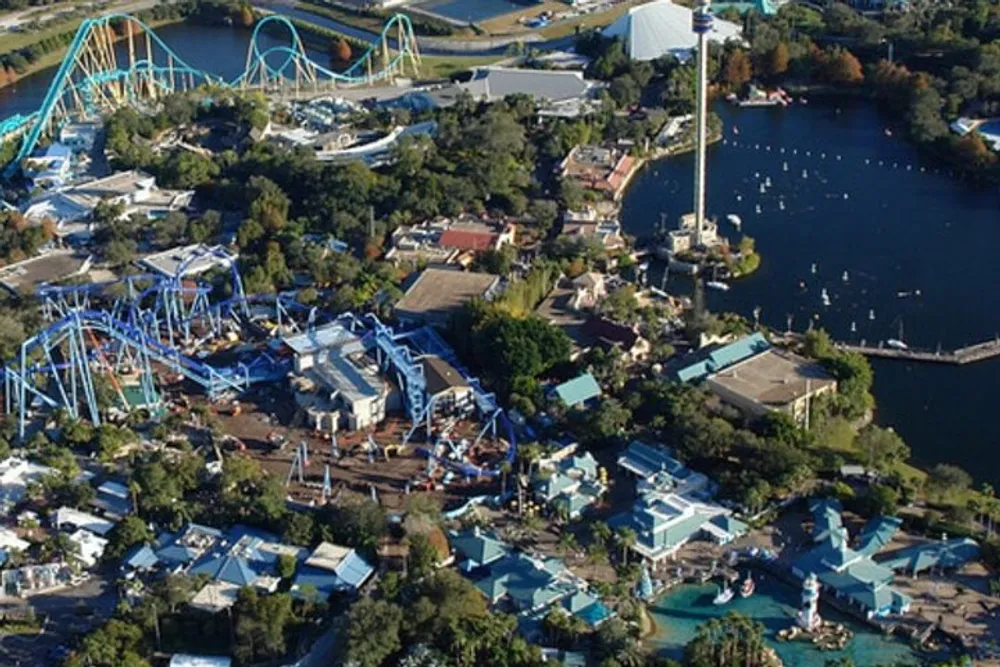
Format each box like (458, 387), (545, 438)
(533, 451), (606, 519)
(705, 347), (837, 424)
(455, 67), (601, 107)
(0, 250), (92, 295)
(560, 209), (626, 251)
(560, 145), (640, 201)
(386, 215), (515, 267)
(550, 373), (602, 409)
(670, 332), (771, 383)
(611, 490), (747, 564)
(290, 541), (374, 600)
(23, 143), (73, 189)
(285, 321), (396, 431)
(395, 268), (501, 328)
(422, 355), (474, 415)
(23, 170), (194, 242)
(617, 441), (711, 498)
(138, 244), (236, 278)
(53, 506), (116, 537)
(150, 524), (305, 612)
(0, 457), (53, 510)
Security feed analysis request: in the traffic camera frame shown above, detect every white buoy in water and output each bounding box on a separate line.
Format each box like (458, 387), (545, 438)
(843, 193), (849, 199)
(793, 149), (798, 155)
(779, 200), (785, 211)
(759, 183), (766, 194)
(755, 144), (760, 149)
(836, 155), (842, 161)
(780, 147), (785, 154)
(806, 151), (811, 156)
(755, 204), (762, 214)
(821, 153), (826, 159)
(736, 194), (742, 201)
(783, 161), (789, 172)
(879, 161), (884, 166)
(802, 169), (808, 179)
(754, 171), (760, 178)
(766, 145), (771, 151)
(865, 159), (870, 165)
(907, 165), (912, 170)
(765, 176), (772, 187)
(851, 321), (857, 333)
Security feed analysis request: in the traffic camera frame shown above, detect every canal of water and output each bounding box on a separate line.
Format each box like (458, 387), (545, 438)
(622, 100), (1000, 487)
(3, 21), (999, 485)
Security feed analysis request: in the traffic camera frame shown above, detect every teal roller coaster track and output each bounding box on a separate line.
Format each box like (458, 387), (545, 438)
(1, 11), (421, 171)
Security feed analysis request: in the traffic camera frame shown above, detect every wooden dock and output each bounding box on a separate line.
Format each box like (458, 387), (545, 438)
(835, 337), (1000, 365)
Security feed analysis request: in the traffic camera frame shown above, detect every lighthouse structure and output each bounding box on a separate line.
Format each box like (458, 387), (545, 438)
(797, 572), (823, 631)
(691, 0), (713, 248)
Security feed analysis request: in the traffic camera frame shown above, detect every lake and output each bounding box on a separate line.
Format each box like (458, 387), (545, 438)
(621, 100), (1000, 486)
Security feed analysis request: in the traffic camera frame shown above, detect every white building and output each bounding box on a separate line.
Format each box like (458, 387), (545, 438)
(23, 170), (194, 242)
(285, 321), (397, 432)
(68, 529), (108, 568)
(138, 244), (236, 278)
(604, 1), (742, 62)
(0, 457), (53, 510)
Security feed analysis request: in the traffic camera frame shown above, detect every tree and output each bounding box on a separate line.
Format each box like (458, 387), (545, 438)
(233, 589), (295, 664)
(768, 42), (790, 77)
(907, 88), (948, 143)
(408, 532), (440, 579)
(346, 598), (403, 667)
(855, 425), (909, 473)
(823, 48), (864, 85)
(273, 553), (295, 580)
(331, 37), (352, 63)
(104, 516), (152, 561)
(723, 48), (753, 88)
(65, 619), (150, 667)
(238, 3), (254, 27)
(615, 527), (637, 564)
(926, 464), (973, 500)
(685, 612), (776, 667)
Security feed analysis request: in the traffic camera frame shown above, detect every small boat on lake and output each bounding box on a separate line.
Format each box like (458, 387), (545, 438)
(713, 583), (735, 605)
(706, 281), (730, 292)
(726, 213), (742, 230)
(740, 574), (755, 598)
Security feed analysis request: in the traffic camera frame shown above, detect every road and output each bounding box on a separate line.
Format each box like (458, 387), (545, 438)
(0, 0), (171, 32)
(0, 574), (118, 667)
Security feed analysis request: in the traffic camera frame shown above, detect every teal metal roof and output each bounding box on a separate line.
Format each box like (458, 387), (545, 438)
(709, 514), (749, 536)
(675, 332), (771, 383)
(880, 537), (980, 575)
(552, 373), (602, 407)
(856, 516), (902, 556)
(450, 528), (509, 568)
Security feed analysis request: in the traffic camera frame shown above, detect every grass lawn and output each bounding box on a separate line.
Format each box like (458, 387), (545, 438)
(0, 15), (84, 55)
(419, 54), (503, 78)
(293, 1), (477, 39)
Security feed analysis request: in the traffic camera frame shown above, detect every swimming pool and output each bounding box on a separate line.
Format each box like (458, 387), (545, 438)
(416, 0), (534, 24)
(649, 577), (924, 665)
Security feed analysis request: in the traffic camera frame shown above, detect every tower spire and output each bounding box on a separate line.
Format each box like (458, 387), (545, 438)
(692, 0), (714, 248)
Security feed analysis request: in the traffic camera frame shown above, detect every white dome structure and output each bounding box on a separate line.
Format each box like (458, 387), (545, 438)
(602, 0), (742, 62)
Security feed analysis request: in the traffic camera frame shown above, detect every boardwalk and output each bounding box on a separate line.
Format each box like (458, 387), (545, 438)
(835, 337), (1000, 365)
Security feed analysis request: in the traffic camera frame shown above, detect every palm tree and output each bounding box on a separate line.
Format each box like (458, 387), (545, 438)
(616, 527), (637, 565)
(518, 442), (542, 477)
(590, 520), (612, 546)
(498, 460), (512, 499)
(558, 531), (579, 558)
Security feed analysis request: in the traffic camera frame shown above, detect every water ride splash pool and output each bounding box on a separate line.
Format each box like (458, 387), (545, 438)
(649, 577), (921, 666)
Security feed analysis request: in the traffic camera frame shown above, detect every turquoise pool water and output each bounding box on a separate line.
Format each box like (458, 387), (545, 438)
(649, 577), (922, 666)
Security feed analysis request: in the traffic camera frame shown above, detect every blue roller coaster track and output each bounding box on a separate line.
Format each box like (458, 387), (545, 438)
(1, 11), (421, 172)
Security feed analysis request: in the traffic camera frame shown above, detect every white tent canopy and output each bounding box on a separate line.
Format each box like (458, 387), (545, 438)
(603, 0), (742, 62)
